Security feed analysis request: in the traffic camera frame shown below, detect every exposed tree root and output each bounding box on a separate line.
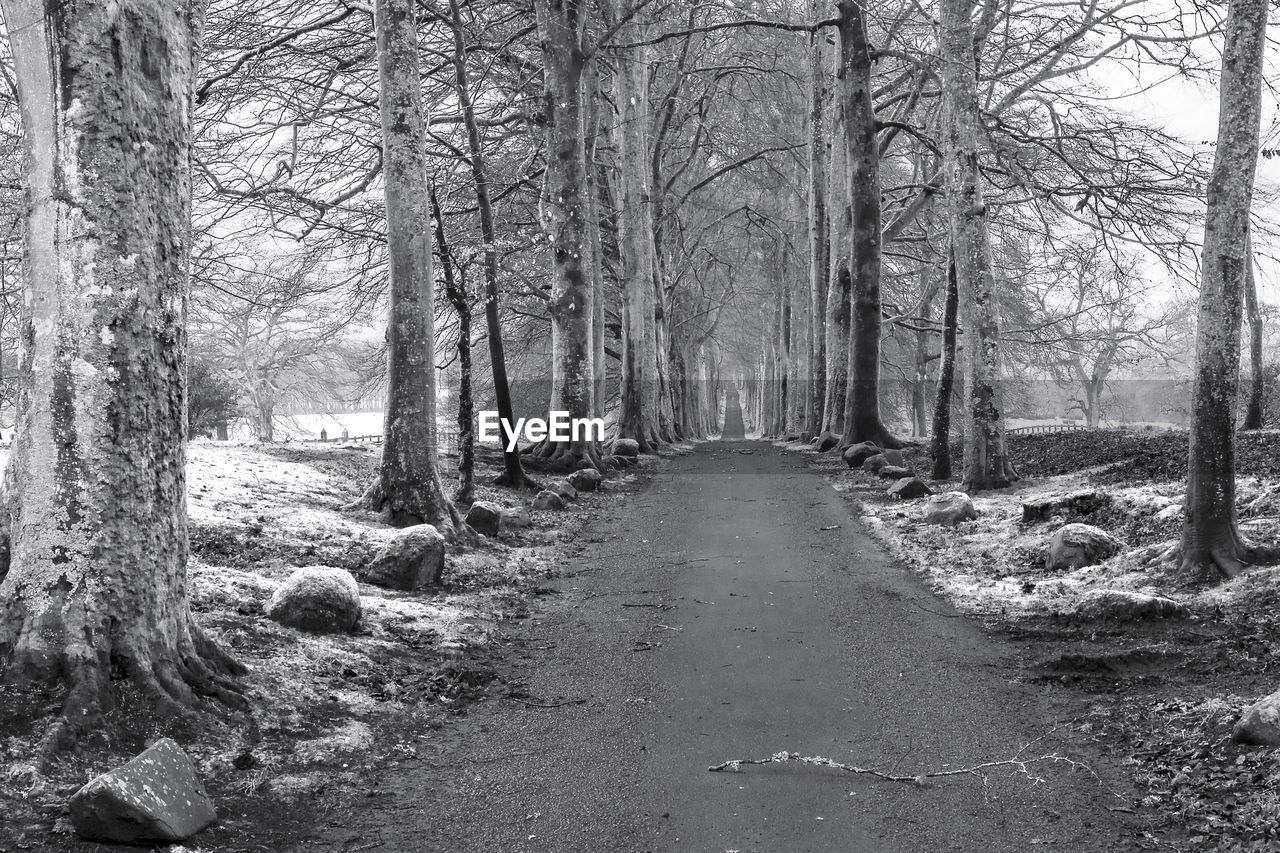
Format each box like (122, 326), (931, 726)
(1179, 527), (1280, 581)
(346, 476), (466, 539)
(493, 470), (544, 491)
(522, 439), (606, 474)
(0, 600), (248, 767)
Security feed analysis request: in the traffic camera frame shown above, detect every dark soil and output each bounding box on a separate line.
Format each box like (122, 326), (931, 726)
(899, 429), (1280, 486)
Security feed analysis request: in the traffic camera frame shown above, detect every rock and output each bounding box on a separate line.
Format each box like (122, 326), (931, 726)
(887, 477), (933, 500)
(613, 438), (640, 457)
(1154, 504), (1183, 522)
(548, 480), (578, 501)
(568, 468), (603, 492)
(1069, 589), (1189, 621)
(878, 465), (915, 480)
(842, 441), (880, 468)
(863, 450), (907, 475)
(365, 525), (446, 591)
(923, 491), (979, 526)
(1045, 523), (1123, 571)
(465, 501), (502, 537)
(1021, 491), (1109, 524)
(501, 506), (532, 531)
(813, 432), (840, 452)
(70, 738), (217, 844)
(574, 456), (597, 470)
(267, 566), (361, 632)
(862, 453), (889, 474)
(1234, 689), (1280, 745)
(532, 490), (565, 511)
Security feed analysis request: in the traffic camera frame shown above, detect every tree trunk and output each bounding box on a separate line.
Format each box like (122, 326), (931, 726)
(822, 84), (850, 435)
(1181, 0), (1270, 579)
(531, 0), (601, 470)
(1243, 240), (1265, 429)
(912, 255), (940, 437)
(431, 187), (474, 506)
(0, 0), (244, 754)
(807, 21), (830, 437)
(930, 252), (960, 480)
(367, 0), (460, 531)
(838, 0), (900, 449)
(583, 55), (607, 421)
(608, 12), (663, 451)
(446, 0), (535, 489)
(940, 0), (1016, 491)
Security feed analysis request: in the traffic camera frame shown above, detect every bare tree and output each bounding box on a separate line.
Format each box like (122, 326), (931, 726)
(1181, 0), (1271, 579)
(355, 0), (461, 532)
(0, 0), (245, 754)
(939, 0), (1017, 490)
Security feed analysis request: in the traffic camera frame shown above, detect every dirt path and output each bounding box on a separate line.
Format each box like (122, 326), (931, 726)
(300, 442), (1142, 852)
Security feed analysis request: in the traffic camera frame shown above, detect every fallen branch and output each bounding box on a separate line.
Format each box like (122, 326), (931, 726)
(707, 749), (1086, 786)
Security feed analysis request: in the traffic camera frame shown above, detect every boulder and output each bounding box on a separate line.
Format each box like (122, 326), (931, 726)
(878, 465), (915, 480)
(881, 449), (907, 467)
(501, 505), (532, 531)
(613, 438), (641, 458)
(813, 432), (840, 452)
(1046, 523), (1123, 571)
(465, 501), (502, 537)
(1021, 491), (1109, 524)
(548, 481), (578, 502)
(267, 566), (361, 632)
(887, 477), (933, 500)
(862, 453), (890, 474)
(1154, 504), (1183, 522)
(70, 738), (217, 844)
(532, 490), (566, 511)
(842, 442), (880, 468)
(1069, 589), (1189, 621)
(568, 468), (603, 492)
(923, 492), (979, 526)
(1234, 689), (1280, 746)
(574, 456), (597, 471)
(365, 525), (446, 591)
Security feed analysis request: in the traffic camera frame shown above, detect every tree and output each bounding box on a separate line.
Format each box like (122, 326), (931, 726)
(357, 0), (461, 532)
(0, 0), (244, 754)
(190, 250), (356, 442)
(1180, 0), (1271, 579)
(444, 0), (539, 488)
(930, 252), (960, 480)
(528, 0), (602, 470)
(939, 0), (1017, 491)
(838, 0), (901, 449)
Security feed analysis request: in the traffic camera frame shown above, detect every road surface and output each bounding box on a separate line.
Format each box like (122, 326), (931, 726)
(302, 442), (1139, 852)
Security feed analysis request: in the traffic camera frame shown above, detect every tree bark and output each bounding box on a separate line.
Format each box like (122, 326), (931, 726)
(446, 0), (535, 489)
(838, 0), (900, 449)
(807, 23), (830, 437)
(0, 0), (244, 754)
(940, 0), (1016, 491)
(1181, 0), (1271, 579)
(431, 187), (474, 506)
(607, 10), (663, 451)
(366, 0), (460, 531)
(930, 253), (960, 480)
(531, 0), (601, 470)
(1243, 239), (1265, 429)
(822, 79), (850, 435)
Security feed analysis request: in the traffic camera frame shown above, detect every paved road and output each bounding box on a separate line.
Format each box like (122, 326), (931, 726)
(302, 442), (1138, 852)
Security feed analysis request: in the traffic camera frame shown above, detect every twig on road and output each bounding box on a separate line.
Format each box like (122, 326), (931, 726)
(707, 748), (1087, 786)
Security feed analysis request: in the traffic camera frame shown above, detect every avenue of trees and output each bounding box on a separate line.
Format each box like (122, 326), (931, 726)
(0, 0), (1274, 746)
